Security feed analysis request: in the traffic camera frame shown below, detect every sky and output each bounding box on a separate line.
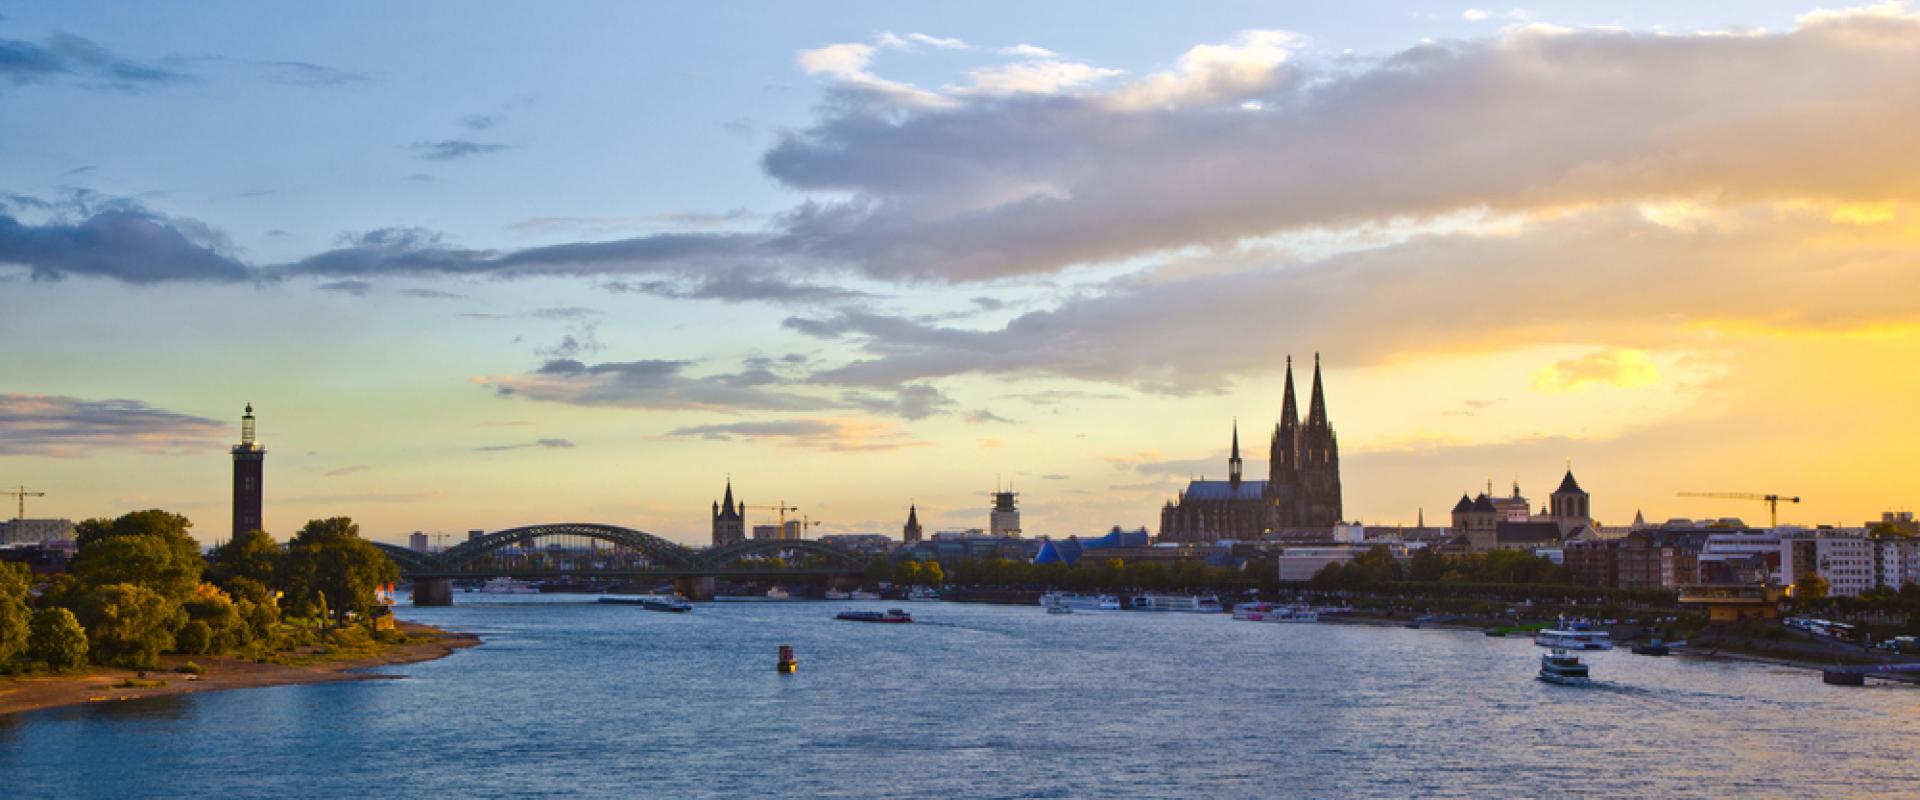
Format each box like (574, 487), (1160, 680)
(3, 1), (1918, 547)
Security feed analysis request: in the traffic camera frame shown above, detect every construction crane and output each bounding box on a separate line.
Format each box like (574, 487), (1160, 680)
(744, 502), (802, 539)
(1678, 492), (1802, 527)
(3, 485), (45, 521)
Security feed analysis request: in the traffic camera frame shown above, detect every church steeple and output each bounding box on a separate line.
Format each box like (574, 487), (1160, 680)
(1228, 419), (1243, 487)
(1280, 356), (1299, 428)
(903, 504), (924, 543)
(1271, 355), (1301, 483)
(1306, 353), (1329, 430)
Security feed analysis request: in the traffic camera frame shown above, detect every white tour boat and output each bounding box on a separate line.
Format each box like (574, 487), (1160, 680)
(1037, 592), (1122, 611)
(1130, 594), (1225, 613)
(478, 577), (539, 594)
(1538, 648), (1593, 685)
(765, 586), (792, 600)
(1535, 623), (1614, 650)
(1231, 603), (1319, 623)
(905, 587), (941, 602)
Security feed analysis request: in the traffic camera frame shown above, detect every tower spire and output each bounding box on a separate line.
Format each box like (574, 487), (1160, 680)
(1280, 356), (1299, 425)
(1229, 418), (1243, 487)
(1306, 353), (1328, 428)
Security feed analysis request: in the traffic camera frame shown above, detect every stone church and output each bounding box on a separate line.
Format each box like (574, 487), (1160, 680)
(1159, 355), (1343, 542)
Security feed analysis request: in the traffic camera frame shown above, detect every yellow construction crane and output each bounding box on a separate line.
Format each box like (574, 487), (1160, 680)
(1678, 491), (1802, 527)
(743, 502), (802, 539)
(3, 485), (45, 521)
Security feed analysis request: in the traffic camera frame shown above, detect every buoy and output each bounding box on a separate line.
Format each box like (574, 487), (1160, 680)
(777, 644), (798, 674)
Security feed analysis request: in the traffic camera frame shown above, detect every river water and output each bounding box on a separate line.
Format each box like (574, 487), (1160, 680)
(4, 596), (1920, 798)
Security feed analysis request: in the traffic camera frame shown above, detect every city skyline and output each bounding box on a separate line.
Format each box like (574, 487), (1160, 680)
(6, 1), (1920, 545)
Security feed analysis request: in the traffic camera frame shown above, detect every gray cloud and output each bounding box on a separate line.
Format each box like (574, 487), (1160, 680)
(782, 205), (1920, 392)
(474, 437), (576, 452)
(0, 205), (250, 283)
(317, 279), (371, 296)
(248, 59), (367, 87)
(408, 139), (511, 160)
(841, 384), (954, 420)
(660, 418), (919, 451)
(0, 393), (227, 456)
(0, 32), (192, 92)
(482, 358), (837, 413)
(324, 465), (371, 477)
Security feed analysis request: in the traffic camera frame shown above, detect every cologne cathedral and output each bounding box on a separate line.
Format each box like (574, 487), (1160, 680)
(1159, 355), (1343, 542)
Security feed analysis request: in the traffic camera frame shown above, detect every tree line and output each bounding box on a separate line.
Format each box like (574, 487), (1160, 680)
(0, 510), (398, 674)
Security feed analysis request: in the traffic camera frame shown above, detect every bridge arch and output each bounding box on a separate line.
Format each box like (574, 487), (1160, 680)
(435, 523), (700, 571)
(700, 539), (867, 569)
(372, 542), (437, 574)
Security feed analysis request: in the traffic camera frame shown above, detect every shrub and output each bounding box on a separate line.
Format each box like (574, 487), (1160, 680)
(175, 661), (205, 675)
(28, 608), (89, 673)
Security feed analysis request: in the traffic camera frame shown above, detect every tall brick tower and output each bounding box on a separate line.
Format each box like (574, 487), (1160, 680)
(231, 403), (265, 541)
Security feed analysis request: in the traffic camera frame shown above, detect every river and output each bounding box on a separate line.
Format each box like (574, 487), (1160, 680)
(4, 596), (1919, 798)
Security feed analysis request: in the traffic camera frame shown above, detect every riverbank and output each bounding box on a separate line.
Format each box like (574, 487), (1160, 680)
(0, 621), (481, 718)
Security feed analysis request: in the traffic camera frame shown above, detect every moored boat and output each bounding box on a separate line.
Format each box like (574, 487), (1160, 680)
(766, 586), (791, 600)
(1231, 603), (1319, 623)
(1131, 594), (1224, 613)
(1038, 592), (1121, 611)
(479, 577), (539, 594)
(836, 608), (913, 623)
(1538, 648), (1592, 685)
(597, 594), (693, 612)
(905, 587), (941, 602)
(1535, 622), (1614, 651)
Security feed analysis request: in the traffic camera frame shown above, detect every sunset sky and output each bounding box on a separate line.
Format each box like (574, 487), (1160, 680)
(3, 1), (1918, 546)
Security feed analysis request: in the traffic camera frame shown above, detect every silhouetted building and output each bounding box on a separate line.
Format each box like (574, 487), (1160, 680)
(1160, 355), (1344, 542)
(711, 480), (745, 547)
(990, 490), (1021, 537)
(0, 518), (74, 545)
(409, 531), (430, 552)
(903, 505), (923, 543)
(231, 403), (265, 541)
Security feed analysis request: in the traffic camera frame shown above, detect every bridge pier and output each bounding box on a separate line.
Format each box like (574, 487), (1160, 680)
(674, 576), (715, 602)
(829, 574), (863, 592)
(413, 578), (454, 606)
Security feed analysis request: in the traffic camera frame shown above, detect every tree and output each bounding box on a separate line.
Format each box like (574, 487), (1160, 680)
(281, 518), (399, 625)
(75, 583), (182, 669)
(894, 559), (925, 588)
(182, 584), (250, 653)
(1796, 573), (1830, 601)
(920, 561), (944, 588)
(865, 556), (893, 584)
(0, 562), (31, 663)
(29, 608), (89, 672)
(69, 510), (204, 603)
(210, 529), (281, 590)
(1408, 547), (1447, 582)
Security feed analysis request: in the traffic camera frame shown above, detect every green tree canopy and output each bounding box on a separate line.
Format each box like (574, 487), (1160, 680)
(29, 607), (89, 672)
(210, 529), (281, 590)
(282, 517), (399, 625)
(70, 509), (204, 603)
(1796, 573), (1830, 600)
(76, 583), (182, 669)
(0, 562), (31, 663)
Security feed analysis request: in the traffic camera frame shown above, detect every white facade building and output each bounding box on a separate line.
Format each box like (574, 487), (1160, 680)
(0, 518), (75, 545)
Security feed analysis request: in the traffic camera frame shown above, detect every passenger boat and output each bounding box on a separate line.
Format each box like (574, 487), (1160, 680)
(1535, 622), (1614, 650)
(1538, 648), (1592, 685)
(597, 594), (693, 612)
(1046, 602), (1073, 614)
(849, 590), (882, 600)
(1631, 638), (1678, 656)
(478, 577), (538, 594)
(1130, 594), (1224, 613)
(1232, 603), (1318, 623)
(824, 589), (852, 600)
(905, 587), (941, 602)
(1037, 592), (1121, 611)
(835, 608), (913, 623)
(765, 587), (791, 600)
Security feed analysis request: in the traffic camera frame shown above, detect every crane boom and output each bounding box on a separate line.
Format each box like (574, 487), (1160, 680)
(1677, 491), (1802, 527)
(3, 485), (46, 521)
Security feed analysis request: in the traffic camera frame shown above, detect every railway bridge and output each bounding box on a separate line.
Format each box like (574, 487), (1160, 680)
(373, 523), (869, 604)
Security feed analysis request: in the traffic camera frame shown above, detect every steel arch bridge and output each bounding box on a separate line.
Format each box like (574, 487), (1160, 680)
(377, 523), (865, 577)
(702, 538), (868, 569)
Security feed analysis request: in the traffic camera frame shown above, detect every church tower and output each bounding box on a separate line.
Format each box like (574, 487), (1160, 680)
(230, 403), (265, 542)
(1297, 354), (1343, 526)
(711, 479), (745, 547)
(903, 504), (924, 543)
(1267, 356), (1302, 526)
(1228, 420), (1243, 489)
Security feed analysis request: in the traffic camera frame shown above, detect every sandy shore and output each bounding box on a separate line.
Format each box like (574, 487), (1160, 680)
(0, 621), (481, 718)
